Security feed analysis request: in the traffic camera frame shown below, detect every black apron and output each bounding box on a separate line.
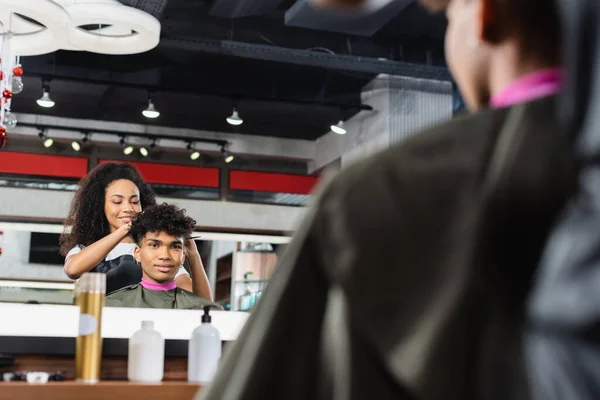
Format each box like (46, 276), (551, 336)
(90, 255), (142, 295)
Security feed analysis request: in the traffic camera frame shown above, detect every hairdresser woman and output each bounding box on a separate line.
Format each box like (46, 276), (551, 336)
(59, 162), (213, 299)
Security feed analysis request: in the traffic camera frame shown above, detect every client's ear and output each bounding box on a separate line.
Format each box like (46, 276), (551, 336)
(134, 245), (141, 264)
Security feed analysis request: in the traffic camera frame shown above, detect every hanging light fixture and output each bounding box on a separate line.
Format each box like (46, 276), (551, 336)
(38, 130), (53, 148)
(142, 93), (159, 118)
(330, 120), (346, 135)
(37, 82), (55, 108)
(226, 108), (243, 126)
(187, 142), (200, 160)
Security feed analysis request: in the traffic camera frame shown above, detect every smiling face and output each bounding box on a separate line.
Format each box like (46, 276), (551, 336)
(104, 179), (141, 233)
(134, 231), (185, 284)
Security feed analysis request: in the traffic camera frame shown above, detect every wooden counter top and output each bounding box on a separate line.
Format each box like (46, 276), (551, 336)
(0, 381), (203, 400)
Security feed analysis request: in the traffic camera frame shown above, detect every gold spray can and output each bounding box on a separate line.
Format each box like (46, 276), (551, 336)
(73, 280), (82, 379)
(75, 272), (106, 383)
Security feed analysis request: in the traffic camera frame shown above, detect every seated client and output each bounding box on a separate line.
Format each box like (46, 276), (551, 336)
(106, 203), (221, 310)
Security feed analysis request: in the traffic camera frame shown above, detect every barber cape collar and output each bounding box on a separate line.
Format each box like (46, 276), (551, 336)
(0, 0), (161, 56)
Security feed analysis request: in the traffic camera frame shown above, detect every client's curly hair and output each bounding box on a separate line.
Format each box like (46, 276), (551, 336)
(59, 162), (156, 255)
(129, 203), (196, 245)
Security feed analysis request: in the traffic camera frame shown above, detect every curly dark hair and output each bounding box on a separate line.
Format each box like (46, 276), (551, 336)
(129, 203), (196, 245)
(59, 162), (157, 255)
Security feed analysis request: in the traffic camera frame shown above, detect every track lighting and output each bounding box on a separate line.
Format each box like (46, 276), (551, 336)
(221, 146), (234, 163)
(71, 133), (89, 152)
(38, 130), (53, 148)
(187, 142), (200, 160)
(140, 138), (157, 157)
(120, 136), (134, 155)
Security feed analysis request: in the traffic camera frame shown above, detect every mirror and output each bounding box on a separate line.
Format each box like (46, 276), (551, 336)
(0, 225), (289, 311)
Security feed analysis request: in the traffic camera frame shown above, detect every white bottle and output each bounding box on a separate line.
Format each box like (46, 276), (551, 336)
(188, 306), (221, 384)
(128, 321), (165, 383)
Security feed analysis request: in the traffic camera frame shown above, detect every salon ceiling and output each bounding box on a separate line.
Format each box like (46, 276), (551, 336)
(11, 0), (447, 141)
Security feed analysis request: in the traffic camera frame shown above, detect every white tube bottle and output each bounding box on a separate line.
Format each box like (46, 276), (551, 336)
(128, 321), (165, 383)
(188, 306), (221, 384)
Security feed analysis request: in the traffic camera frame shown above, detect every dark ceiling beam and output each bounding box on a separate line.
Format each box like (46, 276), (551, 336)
(17, 121), (230, 147)
(21, 61), (373, 112)
(159, 36), (451, 81)
(209, 0), (286, 18)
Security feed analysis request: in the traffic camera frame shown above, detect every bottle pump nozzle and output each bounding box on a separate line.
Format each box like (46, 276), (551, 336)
(202, 305), (212, 323)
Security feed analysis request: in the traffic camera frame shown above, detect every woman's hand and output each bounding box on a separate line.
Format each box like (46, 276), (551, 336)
(179, 239), (213, 300)
(64, 221), (133, 280)
(184, 238), (201, 261)
(116, 221), (133, 239)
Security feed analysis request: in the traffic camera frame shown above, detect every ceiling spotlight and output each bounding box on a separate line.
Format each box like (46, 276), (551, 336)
(140, 138), (157, 156)
(142, 96), (160, 119)
(120, 136), (134, 155)
(226, 108), (243, 126)
(187, 142), (200, 160)
(221, 146), (234, 163)
(37, 82), (55, 108)
(71, 133), (88, 152)
(38, 130), (53, 148)
(330, 120), (346, 135)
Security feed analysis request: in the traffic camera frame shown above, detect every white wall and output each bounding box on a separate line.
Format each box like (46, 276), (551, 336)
(0, 187), (308, 233)
(0, 231), (67, 281)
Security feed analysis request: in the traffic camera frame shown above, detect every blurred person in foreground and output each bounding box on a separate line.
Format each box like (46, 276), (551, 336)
(201, 0), (577, 399)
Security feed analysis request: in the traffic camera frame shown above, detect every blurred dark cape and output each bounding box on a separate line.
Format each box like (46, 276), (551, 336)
(525, 0), (600, 399)
(200, 94), (575, 400)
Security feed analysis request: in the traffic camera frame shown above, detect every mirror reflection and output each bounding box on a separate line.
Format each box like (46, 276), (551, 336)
(0, 161), (289, 312)
(0, 228), (284, 311)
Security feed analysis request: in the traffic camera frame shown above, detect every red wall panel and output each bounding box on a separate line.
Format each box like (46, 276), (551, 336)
(99, 160), (219, 188)
(0, 152), (88, 178)
(229, 170), (318, 194)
